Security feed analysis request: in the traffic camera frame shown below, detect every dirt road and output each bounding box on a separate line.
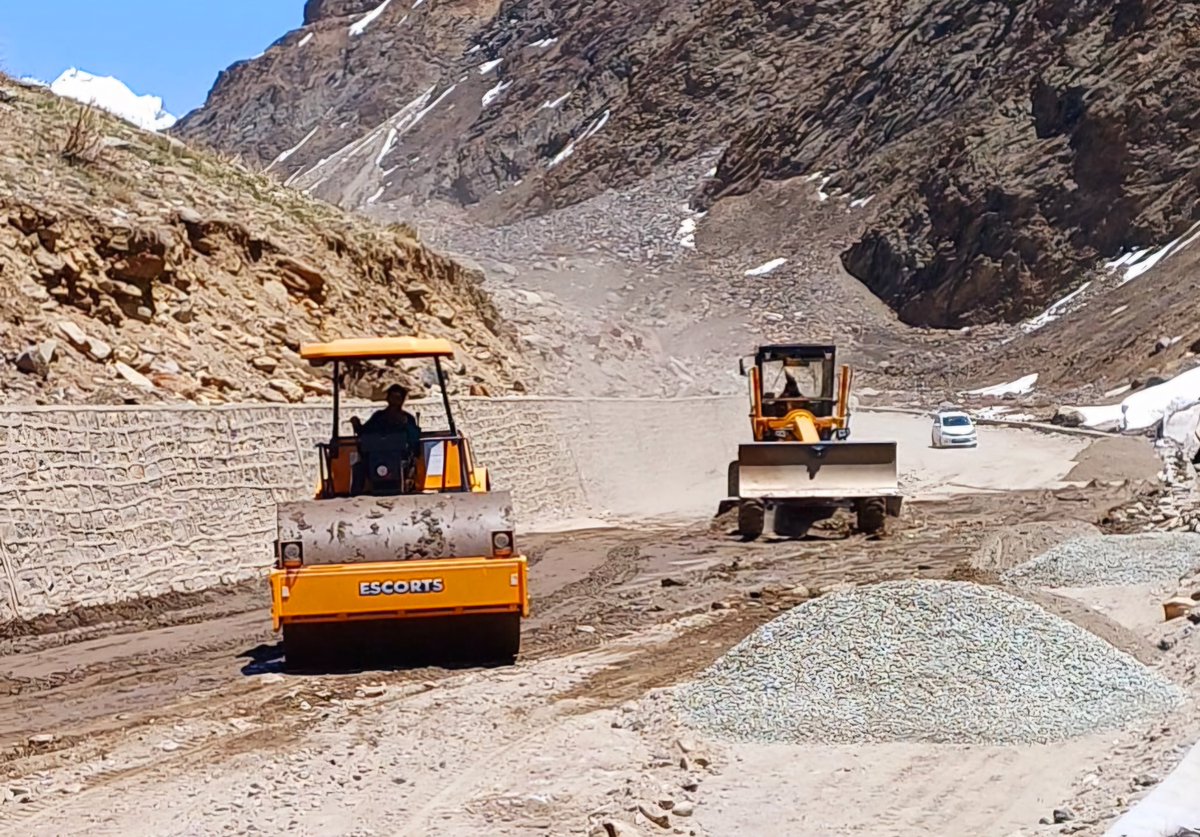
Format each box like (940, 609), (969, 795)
(0, 420), (1179, 836)
(585, 410), (1105, 527)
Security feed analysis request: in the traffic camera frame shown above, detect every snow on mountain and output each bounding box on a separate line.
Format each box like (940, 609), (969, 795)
(49, 69), (177, 132)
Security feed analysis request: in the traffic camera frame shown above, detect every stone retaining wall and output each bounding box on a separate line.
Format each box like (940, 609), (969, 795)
(0, 396), (745, 623)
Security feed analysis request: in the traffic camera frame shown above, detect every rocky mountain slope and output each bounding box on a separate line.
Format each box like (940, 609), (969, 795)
(0, 74), (531, 406)
(175, 0), (1200, 332)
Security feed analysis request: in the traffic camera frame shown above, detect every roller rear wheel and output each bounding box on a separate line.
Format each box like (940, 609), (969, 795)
(281, 613), (522, 673)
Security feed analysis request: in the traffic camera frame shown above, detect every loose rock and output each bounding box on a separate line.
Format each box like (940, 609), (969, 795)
(674, 581), (1184, 745)
(1003, 533), (1200, 588)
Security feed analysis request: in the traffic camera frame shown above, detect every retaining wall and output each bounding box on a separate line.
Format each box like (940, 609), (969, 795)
(0, 396), (746, 623)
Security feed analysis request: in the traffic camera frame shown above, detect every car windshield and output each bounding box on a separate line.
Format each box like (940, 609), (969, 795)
(941, 415), (971, 427)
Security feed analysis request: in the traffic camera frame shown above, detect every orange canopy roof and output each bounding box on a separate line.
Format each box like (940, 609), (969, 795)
(299, 337), (456, 363)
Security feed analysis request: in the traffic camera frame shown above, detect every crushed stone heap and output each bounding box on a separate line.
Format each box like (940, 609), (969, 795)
(675, 580), (1183, 746)
(1002, 533), (1200, 588)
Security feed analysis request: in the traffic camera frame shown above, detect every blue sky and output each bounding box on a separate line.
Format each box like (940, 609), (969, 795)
(0, 1), (300, 116)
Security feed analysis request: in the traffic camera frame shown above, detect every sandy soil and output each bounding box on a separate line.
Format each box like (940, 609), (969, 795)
(0, 425), (1191, 837)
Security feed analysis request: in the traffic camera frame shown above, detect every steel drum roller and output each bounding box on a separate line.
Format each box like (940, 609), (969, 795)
(277, 490), (514, 565)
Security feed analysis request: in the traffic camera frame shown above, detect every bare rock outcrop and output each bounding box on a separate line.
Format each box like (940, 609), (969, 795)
(174, 0), (1200, 329)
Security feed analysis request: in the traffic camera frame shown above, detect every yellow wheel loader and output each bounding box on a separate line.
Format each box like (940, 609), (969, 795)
(724, 344), (902, 539)
(269, 337), (529, 671)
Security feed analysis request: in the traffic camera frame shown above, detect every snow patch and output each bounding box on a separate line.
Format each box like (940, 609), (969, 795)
(414, 0), (427, 6)
(349, 0), (392, 36)
(376, 127), (399, 166)
(1109, 221), (1200, 285)
(547, 109), (609, 169)
(744, 258), (787, 277)
(540, 93), (571, 109)
(267, 125), (320, 170)
(816, 175), (833, 202)
(1063, 367), (1200, 434)
(849, 195), (874, 209)
(964, 373), (1038, 397)
(549, 142), (577, 168)
(1120, 367), (1200, 432)
(297, 32), (314, 48)
(482, 80), (512, 108)
(530, 38), (557, 48)
(1020, 281), (1091, 333)
(413, 84), (456, 124)
(367, 185), (386, 204)
(676, 217), (697, 249)
(50, 68), (176, 132)
(478, 59), (502, 74)
(1069, 404), (1125, 431)
(586, 110), (610, 137)
(288, 83), (455, 190)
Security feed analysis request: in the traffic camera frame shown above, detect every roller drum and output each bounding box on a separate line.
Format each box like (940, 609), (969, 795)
(277, 490), (514, 565)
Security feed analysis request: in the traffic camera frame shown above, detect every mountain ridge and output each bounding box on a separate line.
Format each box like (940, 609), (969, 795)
(173, 0), (1200, 331)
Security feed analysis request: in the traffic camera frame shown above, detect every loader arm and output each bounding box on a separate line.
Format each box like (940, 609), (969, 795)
(786, 411), (821, 443)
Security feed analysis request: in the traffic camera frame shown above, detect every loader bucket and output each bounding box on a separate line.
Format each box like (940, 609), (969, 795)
(736, 441), (899, 501)
(277, 490), (514, 566)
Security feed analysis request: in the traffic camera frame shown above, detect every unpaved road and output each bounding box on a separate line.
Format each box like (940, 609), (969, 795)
(588, 411), (1102, 526)
(0, 421), (1181, 836)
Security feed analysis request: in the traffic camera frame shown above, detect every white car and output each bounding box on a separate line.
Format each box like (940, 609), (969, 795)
(931, 410), (978, 448)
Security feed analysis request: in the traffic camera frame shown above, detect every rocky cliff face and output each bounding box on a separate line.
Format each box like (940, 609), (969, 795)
(174, 0), (1200, 329)
(0, 76), (531, 406)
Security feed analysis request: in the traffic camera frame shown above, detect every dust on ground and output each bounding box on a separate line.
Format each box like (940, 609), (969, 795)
(0, 430), (1192, 837)
(1066, 434), (1165, 483)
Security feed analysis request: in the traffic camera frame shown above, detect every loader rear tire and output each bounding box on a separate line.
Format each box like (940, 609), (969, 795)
(738, 500), (765, 540)
(856, 497), (887, 536)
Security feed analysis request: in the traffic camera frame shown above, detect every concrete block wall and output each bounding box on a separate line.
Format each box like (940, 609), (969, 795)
(0, 396), (745, 623)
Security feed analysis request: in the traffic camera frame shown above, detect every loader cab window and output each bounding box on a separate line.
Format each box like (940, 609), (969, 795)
(760, 357), (832, 418)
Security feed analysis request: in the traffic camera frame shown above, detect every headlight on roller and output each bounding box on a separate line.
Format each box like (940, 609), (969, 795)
(279, 541), (303, 568)
(491, 530), (513, 557)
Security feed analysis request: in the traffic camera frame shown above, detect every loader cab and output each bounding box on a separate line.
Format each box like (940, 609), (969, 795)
(740, 344), (853, 441)
(299, 337), (490, 501)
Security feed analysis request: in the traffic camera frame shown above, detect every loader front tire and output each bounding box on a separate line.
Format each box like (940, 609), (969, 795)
(738, 500), (765, 540)
(856, 497), (887, 536)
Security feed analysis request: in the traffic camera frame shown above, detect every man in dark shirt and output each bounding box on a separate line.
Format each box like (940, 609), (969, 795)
(349, 384), (422, 494)
(351, 383), (421, 451)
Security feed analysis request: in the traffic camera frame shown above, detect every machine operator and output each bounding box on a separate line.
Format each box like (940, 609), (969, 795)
(351, 383), (422, 455)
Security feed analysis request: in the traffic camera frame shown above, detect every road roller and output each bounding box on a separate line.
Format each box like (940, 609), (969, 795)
(269, 336), (529, 671)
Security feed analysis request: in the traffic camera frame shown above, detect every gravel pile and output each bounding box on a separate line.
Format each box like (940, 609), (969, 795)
(674, 581), (1183, 745)
(1002, 533), (1200, 588)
